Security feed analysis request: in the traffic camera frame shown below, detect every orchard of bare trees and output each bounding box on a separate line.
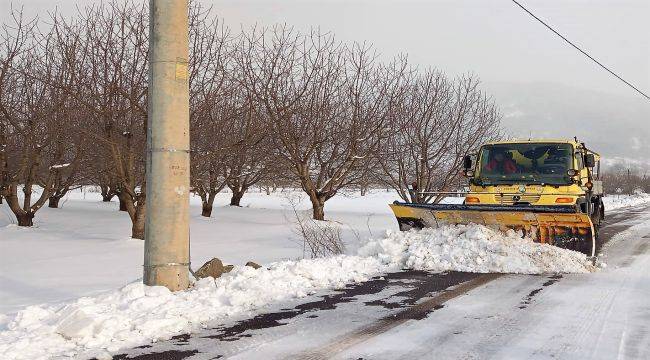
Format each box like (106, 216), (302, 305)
(602, 167), (650, 195)
(0, 1), (501, 237)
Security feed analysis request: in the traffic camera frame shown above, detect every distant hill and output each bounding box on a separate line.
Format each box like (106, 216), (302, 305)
(483, 82), (650, 171)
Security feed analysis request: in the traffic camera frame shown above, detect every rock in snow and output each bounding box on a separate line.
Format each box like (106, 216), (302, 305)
(245, 261), (262, 269)
(194, 257), (233, 279)
(0, 224), (595, 360)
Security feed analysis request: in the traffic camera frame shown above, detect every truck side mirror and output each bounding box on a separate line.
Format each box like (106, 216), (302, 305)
(584, 154), (595, 168)
(463, 155), (472, 170)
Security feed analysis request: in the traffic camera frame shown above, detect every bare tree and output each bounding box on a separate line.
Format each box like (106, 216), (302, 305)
(71, 1), (149, 237)
(224, 91), (271, 206)
(44, 14), (89, 208)
(238, 27), (405, 219)
(602, 164), (650, 195)
(190, 95), (232, 217)
(0, 9), (81, 225)
(0, 9), (34, 206)
(2, 1), (505, 231)
(188, 7), (235, 217)
(377, 72), (501, 203)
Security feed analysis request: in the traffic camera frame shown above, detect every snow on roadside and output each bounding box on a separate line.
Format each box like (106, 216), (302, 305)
(603, 193), (650, 211)
(359, 225), (594, 274)
(0, 224), (594, 360)
(0, 256), (387, 360)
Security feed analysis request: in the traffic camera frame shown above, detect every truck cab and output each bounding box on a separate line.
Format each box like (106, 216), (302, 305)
(464, 139), (604, 229)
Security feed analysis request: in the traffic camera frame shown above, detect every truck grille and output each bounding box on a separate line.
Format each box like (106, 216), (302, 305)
(494, 194), (541, 205)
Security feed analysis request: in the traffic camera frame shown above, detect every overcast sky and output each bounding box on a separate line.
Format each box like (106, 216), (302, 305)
(3, 0), (648, 98)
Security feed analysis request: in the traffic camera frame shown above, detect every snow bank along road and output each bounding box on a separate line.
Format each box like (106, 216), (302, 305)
(109, 203), (650, 360)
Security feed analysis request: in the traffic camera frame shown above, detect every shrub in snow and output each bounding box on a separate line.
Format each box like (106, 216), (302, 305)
(288, 198), (346, 258)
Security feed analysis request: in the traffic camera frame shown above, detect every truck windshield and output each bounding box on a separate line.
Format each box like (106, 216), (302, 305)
(475, 143), (574, 185)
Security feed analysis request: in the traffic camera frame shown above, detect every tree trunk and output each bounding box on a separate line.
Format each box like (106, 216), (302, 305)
(131, 221), (145, 239)
(48, 196), (62, 208)
(229, 189), (245, 206)
(16, 212), (34, 227)
(131, 202), (146, 240)
(312, 202), (325, 221)
(4, 186), (33, 226)
(201, 202), (213, 217)
(102, 192), (115, 202)
(100, 185), (115, 202)
(308, 194), (326, 220)
(119, 196), (128, 211)
(199, 191), (218, 217)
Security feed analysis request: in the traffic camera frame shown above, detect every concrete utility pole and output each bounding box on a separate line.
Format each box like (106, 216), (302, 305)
(144, 0), (190, 291)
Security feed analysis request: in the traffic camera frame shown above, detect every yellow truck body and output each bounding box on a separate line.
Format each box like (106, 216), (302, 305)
(390, 139), (604, 256)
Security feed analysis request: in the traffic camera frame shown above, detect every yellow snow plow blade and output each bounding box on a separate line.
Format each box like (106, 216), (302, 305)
(389, 202), (595, 256)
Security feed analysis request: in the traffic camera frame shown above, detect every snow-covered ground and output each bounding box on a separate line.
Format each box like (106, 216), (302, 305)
(0, 189), (648, 359)
(603, 192), (650, 210)
(0, 188), (404, 314)
(1, 225), (596, 360)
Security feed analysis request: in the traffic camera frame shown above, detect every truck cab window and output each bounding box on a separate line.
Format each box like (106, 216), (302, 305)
(477, 143), (574, 185)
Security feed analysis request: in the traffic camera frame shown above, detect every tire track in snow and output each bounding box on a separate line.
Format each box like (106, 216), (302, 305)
(511, 206), (648, 359)
(457, 204), (650, 360)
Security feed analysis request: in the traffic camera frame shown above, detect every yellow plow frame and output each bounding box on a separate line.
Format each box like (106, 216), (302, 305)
(390, 202), (596, 257)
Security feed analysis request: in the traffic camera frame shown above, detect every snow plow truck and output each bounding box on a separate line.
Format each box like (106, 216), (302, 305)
(390, 139), (604, 257)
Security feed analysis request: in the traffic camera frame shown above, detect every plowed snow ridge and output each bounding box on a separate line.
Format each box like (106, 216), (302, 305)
(359, 225), (595, 274)
(603, 193), (650, 210)
(0, 224), (594, 360)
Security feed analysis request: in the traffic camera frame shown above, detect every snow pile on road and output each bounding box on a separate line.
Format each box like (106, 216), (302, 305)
(359, 225), (595, 274)
(603, 193), (650, 211)
(0, 224), (594, 359)
(0, 256), (387, 360)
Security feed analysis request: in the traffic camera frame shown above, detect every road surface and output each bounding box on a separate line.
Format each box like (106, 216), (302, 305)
(109, 204), (650, 360)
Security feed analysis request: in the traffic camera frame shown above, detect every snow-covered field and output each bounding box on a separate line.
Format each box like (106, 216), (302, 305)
(603, 192), (650, 210)
(0, 189), (648, 359)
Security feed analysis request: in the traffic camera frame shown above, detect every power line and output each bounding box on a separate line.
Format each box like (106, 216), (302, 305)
(511, 0), (650, 101)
